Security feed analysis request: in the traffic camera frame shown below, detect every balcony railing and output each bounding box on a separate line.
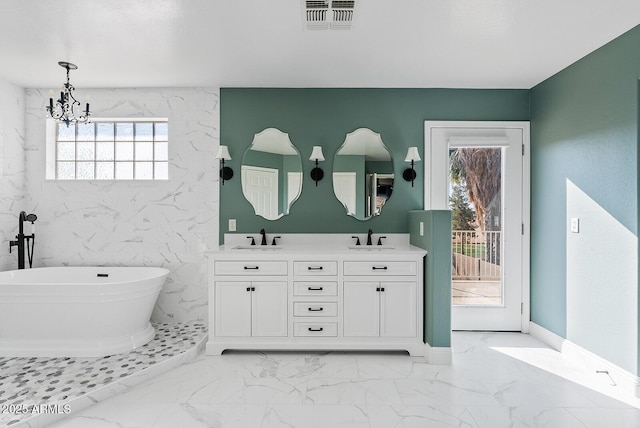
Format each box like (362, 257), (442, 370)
(452, 230), (501, 281)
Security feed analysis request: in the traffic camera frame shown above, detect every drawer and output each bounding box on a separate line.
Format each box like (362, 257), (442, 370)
(343, 261), (417, 276)
(293, 261), (338, 276)
(293, 322), (338, 337)
(294, 281), (338, 296)
(214, 261), (287, 276)
(293, 302), (338, 317)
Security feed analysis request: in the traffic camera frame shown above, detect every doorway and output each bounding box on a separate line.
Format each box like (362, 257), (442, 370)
(425, 121), (530, 331)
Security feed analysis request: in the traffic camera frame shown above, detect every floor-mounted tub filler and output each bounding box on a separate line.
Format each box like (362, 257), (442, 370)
(0, 266), (168, 357)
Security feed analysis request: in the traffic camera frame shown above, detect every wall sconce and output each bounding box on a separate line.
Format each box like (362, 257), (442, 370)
(216, 145), (233, 185)
(309, 146), (325, 186)
(403, 147), (421, 187)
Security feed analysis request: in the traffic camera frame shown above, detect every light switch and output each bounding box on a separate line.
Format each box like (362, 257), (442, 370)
(229, 219), (236, 231)
(419, 221), (424, 236)
(570, 218), (579, 233)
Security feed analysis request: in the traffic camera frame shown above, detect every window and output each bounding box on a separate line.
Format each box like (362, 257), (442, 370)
(46, 119), (168, 180)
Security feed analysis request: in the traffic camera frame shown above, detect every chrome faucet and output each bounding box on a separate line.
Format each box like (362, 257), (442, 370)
(260, 228), (267, 246)
(366, 229), (373, 246)
(9, 211), (37, 269)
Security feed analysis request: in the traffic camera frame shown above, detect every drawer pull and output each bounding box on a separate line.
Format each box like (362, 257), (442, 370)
(307, 266), (324, 270)
(372, 266), (388, 271)
(244, 266), (260, 270)
(308, 307), (324, 312)
(308, 286), (324, 291)
(308, 327), (324, 332)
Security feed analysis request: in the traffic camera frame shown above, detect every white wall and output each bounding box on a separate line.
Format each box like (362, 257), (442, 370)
(24, 88), (220, 323)
(0, 79), (26, 271)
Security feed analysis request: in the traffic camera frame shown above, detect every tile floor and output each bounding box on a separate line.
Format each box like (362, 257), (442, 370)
(35, 332), (640, 427)
(1, 322), (207, 428)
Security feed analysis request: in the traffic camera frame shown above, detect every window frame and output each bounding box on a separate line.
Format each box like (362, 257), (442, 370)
(45, 118), (169, 181)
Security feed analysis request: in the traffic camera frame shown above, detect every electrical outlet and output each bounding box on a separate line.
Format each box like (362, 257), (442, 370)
(419, 221), (424, 236)
(229, 219), (236, 231)
(570, 218), (579, 233)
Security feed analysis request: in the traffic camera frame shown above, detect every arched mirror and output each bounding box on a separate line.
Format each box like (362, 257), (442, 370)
(241, 128), (303, 220)
(332, 128), (394, 221)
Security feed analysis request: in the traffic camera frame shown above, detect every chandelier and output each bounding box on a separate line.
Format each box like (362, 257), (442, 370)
(46, 61), (91, 127)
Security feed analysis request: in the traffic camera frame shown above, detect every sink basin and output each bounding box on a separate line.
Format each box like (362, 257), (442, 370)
(232, 245), (283, 250)
(348, 245), (395, 250)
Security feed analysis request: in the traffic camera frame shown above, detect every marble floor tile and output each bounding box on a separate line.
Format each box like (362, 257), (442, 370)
(41, 331), (640, 428)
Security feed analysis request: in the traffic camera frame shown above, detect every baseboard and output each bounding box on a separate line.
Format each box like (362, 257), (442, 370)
(424, 342), (452, 365)
(529, 322), (640, 398)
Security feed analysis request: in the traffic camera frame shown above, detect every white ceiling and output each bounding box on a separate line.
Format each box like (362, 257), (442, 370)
(1, 0), (639, 89)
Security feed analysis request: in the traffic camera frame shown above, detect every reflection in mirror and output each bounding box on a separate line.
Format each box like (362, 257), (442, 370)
(333, 128), (394, 221)
(241, 128), (303, 220)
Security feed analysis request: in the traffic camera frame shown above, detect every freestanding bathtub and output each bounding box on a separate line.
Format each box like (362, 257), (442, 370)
(0, 266), (169, 357)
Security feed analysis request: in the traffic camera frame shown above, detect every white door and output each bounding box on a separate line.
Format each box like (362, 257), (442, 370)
(286, 172), (302, 214)
(425, 121), (530, 332)
(380, 282), (417, 338)
(343, 281), (379, 336)
(251, 282), (288, 337)
(242, 165), (279, 218)
(333, 172), (357, 216)
(215, 281), (252, 337)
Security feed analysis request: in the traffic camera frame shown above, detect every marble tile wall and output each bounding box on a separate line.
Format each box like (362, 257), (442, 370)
(23, 88), (220, 323)
(0, 79), (26, 272)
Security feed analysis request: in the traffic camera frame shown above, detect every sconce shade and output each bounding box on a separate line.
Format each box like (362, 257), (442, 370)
(404, 147), (421, 162)
(216, 145), (232, 160)
(309, 146), (325, 162)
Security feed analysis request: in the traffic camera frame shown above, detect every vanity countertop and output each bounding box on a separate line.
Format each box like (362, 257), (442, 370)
(206, 233), (427, 257)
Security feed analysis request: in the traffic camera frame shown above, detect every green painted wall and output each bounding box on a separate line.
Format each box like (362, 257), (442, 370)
(220, 88), (529, 239)
(530, 25), (639, 374)
(409, 210), (452, 348)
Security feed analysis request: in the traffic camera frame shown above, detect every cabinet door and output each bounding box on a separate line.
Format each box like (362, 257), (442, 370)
(252, 281), (288, 337)
(380, 282), (417, 338)
(215, 281), (252, 337)
(343, 281), (379, 337)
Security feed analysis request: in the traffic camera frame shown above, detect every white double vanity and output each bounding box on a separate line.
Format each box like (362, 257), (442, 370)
(206, 234), (427, 357)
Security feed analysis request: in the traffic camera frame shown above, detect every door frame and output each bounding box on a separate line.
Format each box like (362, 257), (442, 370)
(424, 121), (531, 333)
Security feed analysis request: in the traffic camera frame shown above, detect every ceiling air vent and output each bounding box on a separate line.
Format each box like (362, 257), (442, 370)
(303, 0), (355, 30)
